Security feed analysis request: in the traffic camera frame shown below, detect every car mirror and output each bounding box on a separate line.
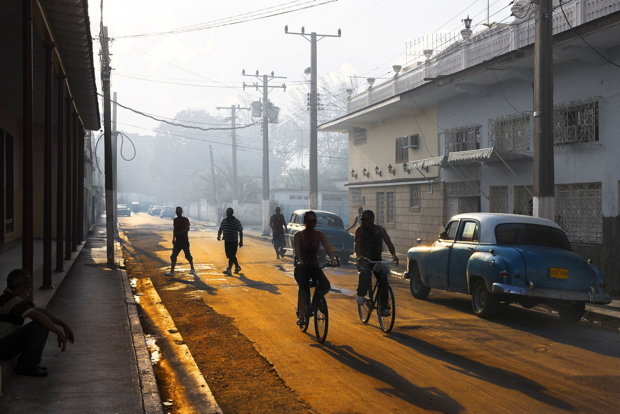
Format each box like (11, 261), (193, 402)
(416, 238), (422, 244)
(439, 231), (448, 240)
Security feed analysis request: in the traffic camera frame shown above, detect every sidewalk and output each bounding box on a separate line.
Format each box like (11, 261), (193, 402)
(0, 220), (161, 413)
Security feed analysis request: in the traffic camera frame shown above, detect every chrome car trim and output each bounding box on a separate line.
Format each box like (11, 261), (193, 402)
(492, 283), (611, 304)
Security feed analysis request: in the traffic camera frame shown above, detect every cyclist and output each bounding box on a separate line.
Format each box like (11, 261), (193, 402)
(293, 210), (338, 326)
(355, 209), (398, 315)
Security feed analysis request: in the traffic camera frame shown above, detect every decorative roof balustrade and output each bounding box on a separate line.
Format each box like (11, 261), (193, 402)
(346, 0), (619, 114)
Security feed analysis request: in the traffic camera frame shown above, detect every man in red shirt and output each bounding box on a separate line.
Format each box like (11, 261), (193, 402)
(165, 206), (197, 276)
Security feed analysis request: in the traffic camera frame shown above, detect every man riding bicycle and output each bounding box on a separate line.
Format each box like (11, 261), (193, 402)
(294, 211), (338, 326)
(355, 209), (398, 315)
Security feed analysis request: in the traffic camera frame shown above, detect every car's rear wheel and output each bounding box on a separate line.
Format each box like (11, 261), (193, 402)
(409, 263), (430, 299)
(557, 302), (586, 322)
(471, 279), (498, 318)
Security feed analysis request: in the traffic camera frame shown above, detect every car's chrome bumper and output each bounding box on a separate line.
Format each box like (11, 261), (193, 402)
(492, 283), (611, 304)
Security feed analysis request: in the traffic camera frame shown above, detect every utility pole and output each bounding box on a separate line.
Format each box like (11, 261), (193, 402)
(209, 145), (217, 206)
(113, 91), (118, 236)
(285, 26), (341, 210)
(100, 25), (115, 266)
(532, 0), (554, 219)
(216, 104), (250, 211)
(242, 70), (286, 235)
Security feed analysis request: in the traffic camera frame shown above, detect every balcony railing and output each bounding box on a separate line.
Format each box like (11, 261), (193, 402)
(346, 0), (619, 114)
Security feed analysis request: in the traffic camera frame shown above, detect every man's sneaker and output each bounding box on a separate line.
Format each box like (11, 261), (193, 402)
(223, 268), (231, 276)
(356, 296), (365, 305)
(189, 269), (197, 276)
(234, 266), (241, 274)
(296, 316), (307, 326)
(380, 308), (391, 317)
(164, 271), (174, 276)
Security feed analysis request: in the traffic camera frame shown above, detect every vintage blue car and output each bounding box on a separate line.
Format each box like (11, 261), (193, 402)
(286, 209), (354, 263)
(404, 213), (610, 321)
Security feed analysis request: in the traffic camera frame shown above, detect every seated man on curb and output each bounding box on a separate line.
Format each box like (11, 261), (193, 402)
(0, 269), (74, 377)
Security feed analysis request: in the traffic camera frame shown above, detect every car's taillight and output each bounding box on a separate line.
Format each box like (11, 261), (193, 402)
(500, 271), (510, 279)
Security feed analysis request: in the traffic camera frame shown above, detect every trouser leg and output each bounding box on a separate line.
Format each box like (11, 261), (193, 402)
(6, 322), (50, 371)
(357, 266), (372, 297)
(294, 267), (311, 318)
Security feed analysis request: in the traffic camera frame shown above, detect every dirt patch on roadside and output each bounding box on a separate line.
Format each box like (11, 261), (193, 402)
(120, 232), (313, 414)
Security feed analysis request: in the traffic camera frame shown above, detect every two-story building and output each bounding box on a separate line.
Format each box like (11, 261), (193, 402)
(321, 0), (620, 295)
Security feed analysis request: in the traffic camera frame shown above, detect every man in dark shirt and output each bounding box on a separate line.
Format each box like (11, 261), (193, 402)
(270, 206), (287, 259)
(217, 207), (244, 275)
(355, 210), (398, 314)
(0, 269), (74, 377)
(165, 206), (197, 276)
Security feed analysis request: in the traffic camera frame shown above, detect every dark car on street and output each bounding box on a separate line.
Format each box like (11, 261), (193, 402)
(117, 204), (132, 217)
(285, 209), (354, 263)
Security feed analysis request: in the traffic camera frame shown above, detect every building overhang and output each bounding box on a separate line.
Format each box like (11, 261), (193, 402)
(446, 147), (532, 165)
(319, 96), (401, 132)
(345, 177), (437, 188)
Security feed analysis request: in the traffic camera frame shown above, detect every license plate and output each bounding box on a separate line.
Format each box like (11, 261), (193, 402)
(549, 267), (569, 279)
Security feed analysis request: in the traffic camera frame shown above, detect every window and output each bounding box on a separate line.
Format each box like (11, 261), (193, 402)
(410, 185), (421, 210)
(459, 221), (479, 242)
(442, 221), (459, 240)
(395, 137), (409, 163)
(353, 127), (367, 145)
(489, 186), (508, 213)
(495, 223), (571, 251)
(555, 183), (602, 244)
(553, 100), (598, 145)
(513, 185), (533, 215)
(386, 192), (395, 223)
(350, 189), (361, 208)
(376, 192), (385, 225)
(445, 125), (481, 153)
(489, 114), (531, 151)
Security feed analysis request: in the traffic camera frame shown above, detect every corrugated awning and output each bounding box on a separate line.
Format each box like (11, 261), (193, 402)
(407, 155), (446, 170)
(446, 147), (532, 164)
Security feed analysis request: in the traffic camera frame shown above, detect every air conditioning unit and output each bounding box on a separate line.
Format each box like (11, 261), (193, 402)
(403, 134), (419, 149)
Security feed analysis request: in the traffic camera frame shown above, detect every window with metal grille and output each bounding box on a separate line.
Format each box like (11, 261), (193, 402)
(386, 192), (395, 223)
(553, 100), (599, 145)
(445, 125), (481, 153)
(489, 186), (508, 213)
(376, 192), (385, 225)
(489, 114), (531, 151)
(555, 183), (602, 244)
(350, 189), (361, 208)
(513, 185), (533, 215)
(353, 127), (367, 145)
(395, 137), (409, 163)
(410, 184), (421, 210)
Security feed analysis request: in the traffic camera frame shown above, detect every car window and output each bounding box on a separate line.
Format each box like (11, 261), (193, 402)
(459, 221), (479, 242)
(495, 223), (572, 250)
(443, 221), (459, 240)
(316, 213), (344, 229)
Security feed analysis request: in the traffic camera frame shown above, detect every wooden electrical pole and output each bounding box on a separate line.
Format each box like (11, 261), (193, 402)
(532, 0), (554, 219)
(285, 26), (341, 210)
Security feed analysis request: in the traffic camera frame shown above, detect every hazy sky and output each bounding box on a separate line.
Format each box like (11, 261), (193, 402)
(89, 0), (513, 134)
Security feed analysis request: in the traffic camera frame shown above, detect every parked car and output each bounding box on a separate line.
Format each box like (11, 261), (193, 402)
(149, 205), (163, 216)
(404, 212), (610, 321)
(117, 204), (132, 217)
(285, 209), (354, 263)
(160, 206), (175, 219)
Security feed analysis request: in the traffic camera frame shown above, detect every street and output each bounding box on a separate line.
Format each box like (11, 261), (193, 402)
(119, 214), (620, 414)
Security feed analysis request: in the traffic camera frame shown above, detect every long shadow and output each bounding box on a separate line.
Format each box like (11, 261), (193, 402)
(387, 331), (573, 411)
(424, 294), (620, 357)
(313, 342), (465, 413)
(168, 274), (218, 296)
(232, 272), (282, 295)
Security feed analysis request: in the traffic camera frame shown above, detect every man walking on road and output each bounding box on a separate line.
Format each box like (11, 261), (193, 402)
(165, 206), (197, 276)
(270, 206), (287, 259)
(217, 207), (244, 275)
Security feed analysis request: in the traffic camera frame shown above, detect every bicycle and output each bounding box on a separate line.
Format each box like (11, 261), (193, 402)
(357, 258), (397, 333)
(295, 258), (339, 343)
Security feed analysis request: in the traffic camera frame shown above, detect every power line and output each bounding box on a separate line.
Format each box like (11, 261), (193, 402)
(113, 0), (338, 39)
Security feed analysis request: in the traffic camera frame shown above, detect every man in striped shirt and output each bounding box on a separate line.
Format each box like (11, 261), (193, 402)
(0, 269), (74, 377)
(217, 207), (244, 275)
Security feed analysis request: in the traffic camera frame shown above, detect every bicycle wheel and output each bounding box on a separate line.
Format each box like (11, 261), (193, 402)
(314, 296), (329, 343)
(377, 283), (396, 333)
(357, 283), (375, 324)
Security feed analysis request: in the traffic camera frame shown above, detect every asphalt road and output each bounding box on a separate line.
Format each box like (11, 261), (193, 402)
(121, 213), (620, 413)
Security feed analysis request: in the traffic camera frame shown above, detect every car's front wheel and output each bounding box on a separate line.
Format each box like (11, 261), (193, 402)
(471, 278), (498, 318)
(557, 302), (586, 322)
(409, 263), (430, 299)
